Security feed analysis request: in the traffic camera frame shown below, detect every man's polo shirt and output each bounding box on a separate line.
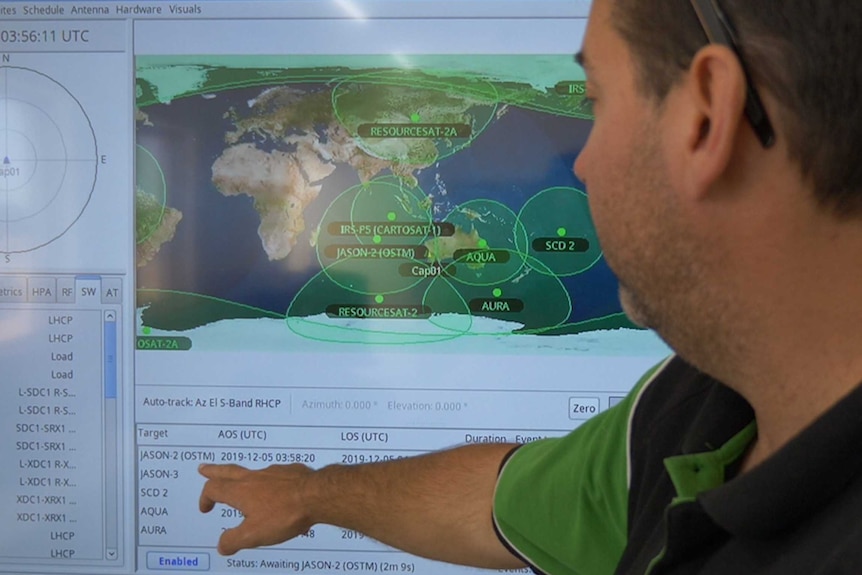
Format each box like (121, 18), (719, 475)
(493, 355), (862, 575)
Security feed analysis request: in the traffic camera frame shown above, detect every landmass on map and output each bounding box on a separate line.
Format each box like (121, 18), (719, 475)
(136, 289), (640, 338)
(209, 80), (492, 261)
(136, 188), (183, 267)
(211, 141), (336, 261)
(136, 108), (153, 127)
(424, 227), (484, 263)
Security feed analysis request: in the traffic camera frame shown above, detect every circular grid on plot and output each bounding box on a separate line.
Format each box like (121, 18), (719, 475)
(0, 66), (98, 254)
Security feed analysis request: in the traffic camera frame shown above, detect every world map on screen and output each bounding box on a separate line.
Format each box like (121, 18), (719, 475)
(133, 55), (655, 350)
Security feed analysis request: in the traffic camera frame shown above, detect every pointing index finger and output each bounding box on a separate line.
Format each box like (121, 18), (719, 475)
(198, 464), (249, 512)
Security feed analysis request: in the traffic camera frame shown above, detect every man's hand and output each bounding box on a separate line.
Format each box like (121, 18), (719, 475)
(199, 463), (315, 555)
(198, 444), (525, 569)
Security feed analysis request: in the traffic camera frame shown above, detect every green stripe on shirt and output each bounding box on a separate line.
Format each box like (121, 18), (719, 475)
(493, 360), (669, 575)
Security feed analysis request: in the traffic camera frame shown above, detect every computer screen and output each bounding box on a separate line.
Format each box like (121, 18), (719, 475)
(0, 1), (670, 574)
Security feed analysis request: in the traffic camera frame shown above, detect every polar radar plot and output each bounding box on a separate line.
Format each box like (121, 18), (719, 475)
(0, 66), (98, 253)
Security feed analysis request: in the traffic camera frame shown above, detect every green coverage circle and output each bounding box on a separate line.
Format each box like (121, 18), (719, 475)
(423, 252), (571, 335)
(286, 251), (572, 342)
(331, 70), (499, 166)
(135, 145), (167, 244)
(315, 176), (435, 295)
(285, 268), (464, 345)
(288, 186), (589, 343)
(516, 186), (602, 276)
(433, 199), (529, 287)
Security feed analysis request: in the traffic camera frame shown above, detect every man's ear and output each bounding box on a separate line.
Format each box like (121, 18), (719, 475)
(677, 44), (748, 199)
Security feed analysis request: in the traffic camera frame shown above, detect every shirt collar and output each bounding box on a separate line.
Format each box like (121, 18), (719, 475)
(699, 381), (862, 538)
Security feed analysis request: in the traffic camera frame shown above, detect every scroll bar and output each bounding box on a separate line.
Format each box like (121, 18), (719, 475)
(104, 310), (119, 561)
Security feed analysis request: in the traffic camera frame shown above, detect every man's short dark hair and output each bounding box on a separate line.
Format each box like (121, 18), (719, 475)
(611, 0), (862, 215)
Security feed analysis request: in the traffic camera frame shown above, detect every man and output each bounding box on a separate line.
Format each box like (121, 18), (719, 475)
(199, 0), (862, 572)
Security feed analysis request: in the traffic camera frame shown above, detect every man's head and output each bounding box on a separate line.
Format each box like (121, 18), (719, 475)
(612, 0), (862, 216)
(574, 0), (862, 376)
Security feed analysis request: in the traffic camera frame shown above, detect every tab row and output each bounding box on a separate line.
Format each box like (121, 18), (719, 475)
(0, 275), (122, 304)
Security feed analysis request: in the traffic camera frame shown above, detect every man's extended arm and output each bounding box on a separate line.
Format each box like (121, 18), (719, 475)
(198, 442), (526, 569)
